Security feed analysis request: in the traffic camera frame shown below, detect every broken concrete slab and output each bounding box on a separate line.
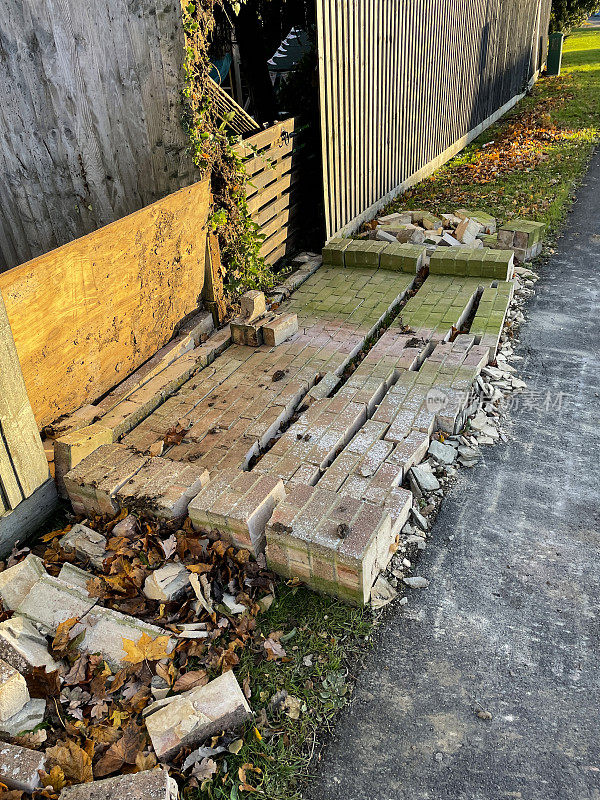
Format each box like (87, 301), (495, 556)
(0, 554), (46, 611)
(58, 562), (94, 591)
(0, 616), (57, 674)
(58, 768), (178, 800)
(59, 524), (107, 569)
(144, 563), (190, 602)
(0, 741), (45, 792)
(144, 670), (251, 760)
(0, 659), (29, 722)
(409, 466), (440, 493)
(16, 574), (175, 667)
(0, 697), (45, 738)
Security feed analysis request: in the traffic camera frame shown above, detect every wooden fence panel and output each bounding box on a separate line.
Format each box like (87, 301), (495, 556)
(316, 0), (552, 238)
(234, 118), (306, 264)
(0, 179), (210, 429)
(0, 0), (197, 272)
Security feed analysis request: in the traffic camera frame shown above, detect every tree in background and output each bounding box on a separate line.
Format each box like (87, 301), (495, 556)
(551, 0), (600, 32)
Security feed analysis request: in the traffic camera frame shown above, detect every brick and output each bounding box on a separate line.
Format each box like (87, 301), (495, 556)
(262, 313), (298, 347)
(0, 615), (58, 675)
(0, 659), (29, 722)
(240, 290), (266, 321)
(230, 318), (264, 347)
(54, 423), (114, 496)
(0, 554), (45, 611)
(144, 671), (251, 760)
(0, 741), (45, 792)
(59, 768), (178, 800)
(189, 471), (286, 554)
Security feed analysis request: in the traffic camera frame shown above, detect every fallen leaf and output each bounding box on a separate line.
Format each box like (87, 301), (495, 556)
(263, 636), (286, 661)
(192, 757), (217, 780)
(121, 632), (172, 664)
(94, 722), (143, 777)
(26, 666), (61, 698)
(228, 738), (244, 755)
(40, 766), (67, 792)
(135, 751), (157, 772)
(172, 669), (208, 693)
(46, 739), (94, 783)
(52, 617), (80, 657)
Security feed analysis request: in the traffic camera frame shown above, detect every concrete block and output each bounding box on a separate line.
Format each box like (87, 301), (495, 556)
(0, 697), (46, 738)
(0, 741), (45, 792)
(59, 524), (107, 569)
(0, 555), (46, 611)
(58, 768), (178, 800)
(144, 564), (190, 602)
(262, 313), (299, 347)
(57, 562), (94, 591)
(0, 616), (57, 675)
(0, 659), (29, 722)
(322, 238), (351, 266)
(240, 290), (266, 321)
(144, 671), (251, 760)
(455, 217), (484, 244)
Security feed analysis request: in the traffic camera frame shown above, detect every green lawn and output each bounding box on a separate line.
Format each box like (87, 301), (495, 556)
(381, 27), (600, 242)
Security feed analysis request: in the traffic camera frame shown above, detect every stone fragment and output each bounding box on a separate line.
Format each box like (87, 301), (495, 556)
(144, 564), (190, 602)
(59, 524), (107, 569)
(58, 768), (178, 799)
(375, 229), (397, 243)
(403, 576), (429, 588)
(0, 741), (45, 792)
(0, 616), (57, 675)
(409, 466), (440, 493)
(145, 671), (251, 760)
(262, 313), (298, 347)
(440, 232), (461, 247)
(0, 555), (46, 611)
(0, 698), (46, 738)
(240, 290), (266, 321)
(54, 423), (114, 497)
(411, 507), (429, 531)
(455, 217), (483, 244)
(0, 659), (29, 722)
(428, 440), (457, 465)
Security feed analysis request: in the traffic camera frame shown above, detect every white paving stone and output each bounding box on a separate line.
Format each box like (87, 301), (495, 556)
(0, 616), (58, 674)
(0, 555), (46, 611)
(0, 741), (45, 792)
(0, 659), (29, 722)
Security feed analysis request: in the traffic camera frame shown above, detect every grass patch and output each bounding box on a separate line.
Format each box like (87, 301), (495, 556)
(189, 585), (373, 799)
(381, 28), (600, 241)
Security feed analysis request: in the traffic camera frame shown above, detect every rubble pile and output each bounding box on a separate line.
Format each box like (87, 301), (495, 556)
(0, 513), (284, 798)
(365, 208), (544, 264)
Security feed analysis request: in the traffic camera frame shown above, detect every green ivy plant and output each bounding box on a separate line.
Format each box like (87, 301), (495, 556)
(181, 0), (276, 294)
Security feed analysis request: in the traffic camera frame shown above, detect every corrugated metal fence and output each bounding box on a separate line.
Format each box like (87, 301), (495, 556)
(316, 0), (552, 238)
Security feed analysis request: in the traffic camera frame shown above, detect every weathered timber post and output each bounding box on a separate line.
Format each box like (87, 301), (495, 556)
(0, 291), (56, 555)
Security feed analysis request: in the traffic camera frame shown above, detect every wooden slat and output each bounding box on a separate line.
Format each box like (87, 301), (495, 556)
(0, 178), (210, 428)
(316, 0), (551, 238)
(0, 290), (48, 502)
(0, 0), (197, 272)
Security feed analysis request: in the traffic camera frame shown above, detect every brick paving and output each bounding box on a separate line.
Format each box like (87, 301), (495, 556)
(64, 245), (519, 603)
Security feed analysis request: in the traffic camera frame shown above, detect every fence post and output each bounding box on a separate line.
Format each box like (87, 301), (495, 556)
(0, 290), (56, 555)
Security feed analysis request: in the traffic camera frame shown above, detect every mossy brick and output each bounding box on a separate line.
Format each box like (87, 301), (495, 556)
(343, 240), (386, 268)
(322, 237), (351, 266)
(500, 219), (545, 248)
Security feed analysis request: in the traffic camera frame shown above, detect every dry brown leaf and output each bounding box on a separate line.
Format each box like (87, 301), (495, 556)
(134, 751), (157, 772)
(121, 632), (172, 664)
(263, 635), (286, 661)
(186, 563), (213, 574)
(46, 739), (94, 783)
(172, 669), (208, 693)
(52, 618), (79, 657)
(94, 722), (143, 777)
(26, 667), (61, 698)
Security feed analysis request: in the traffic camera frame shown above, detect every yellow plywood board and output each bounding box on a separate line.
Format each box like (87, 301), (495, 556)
(0, 179), (210, 428)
